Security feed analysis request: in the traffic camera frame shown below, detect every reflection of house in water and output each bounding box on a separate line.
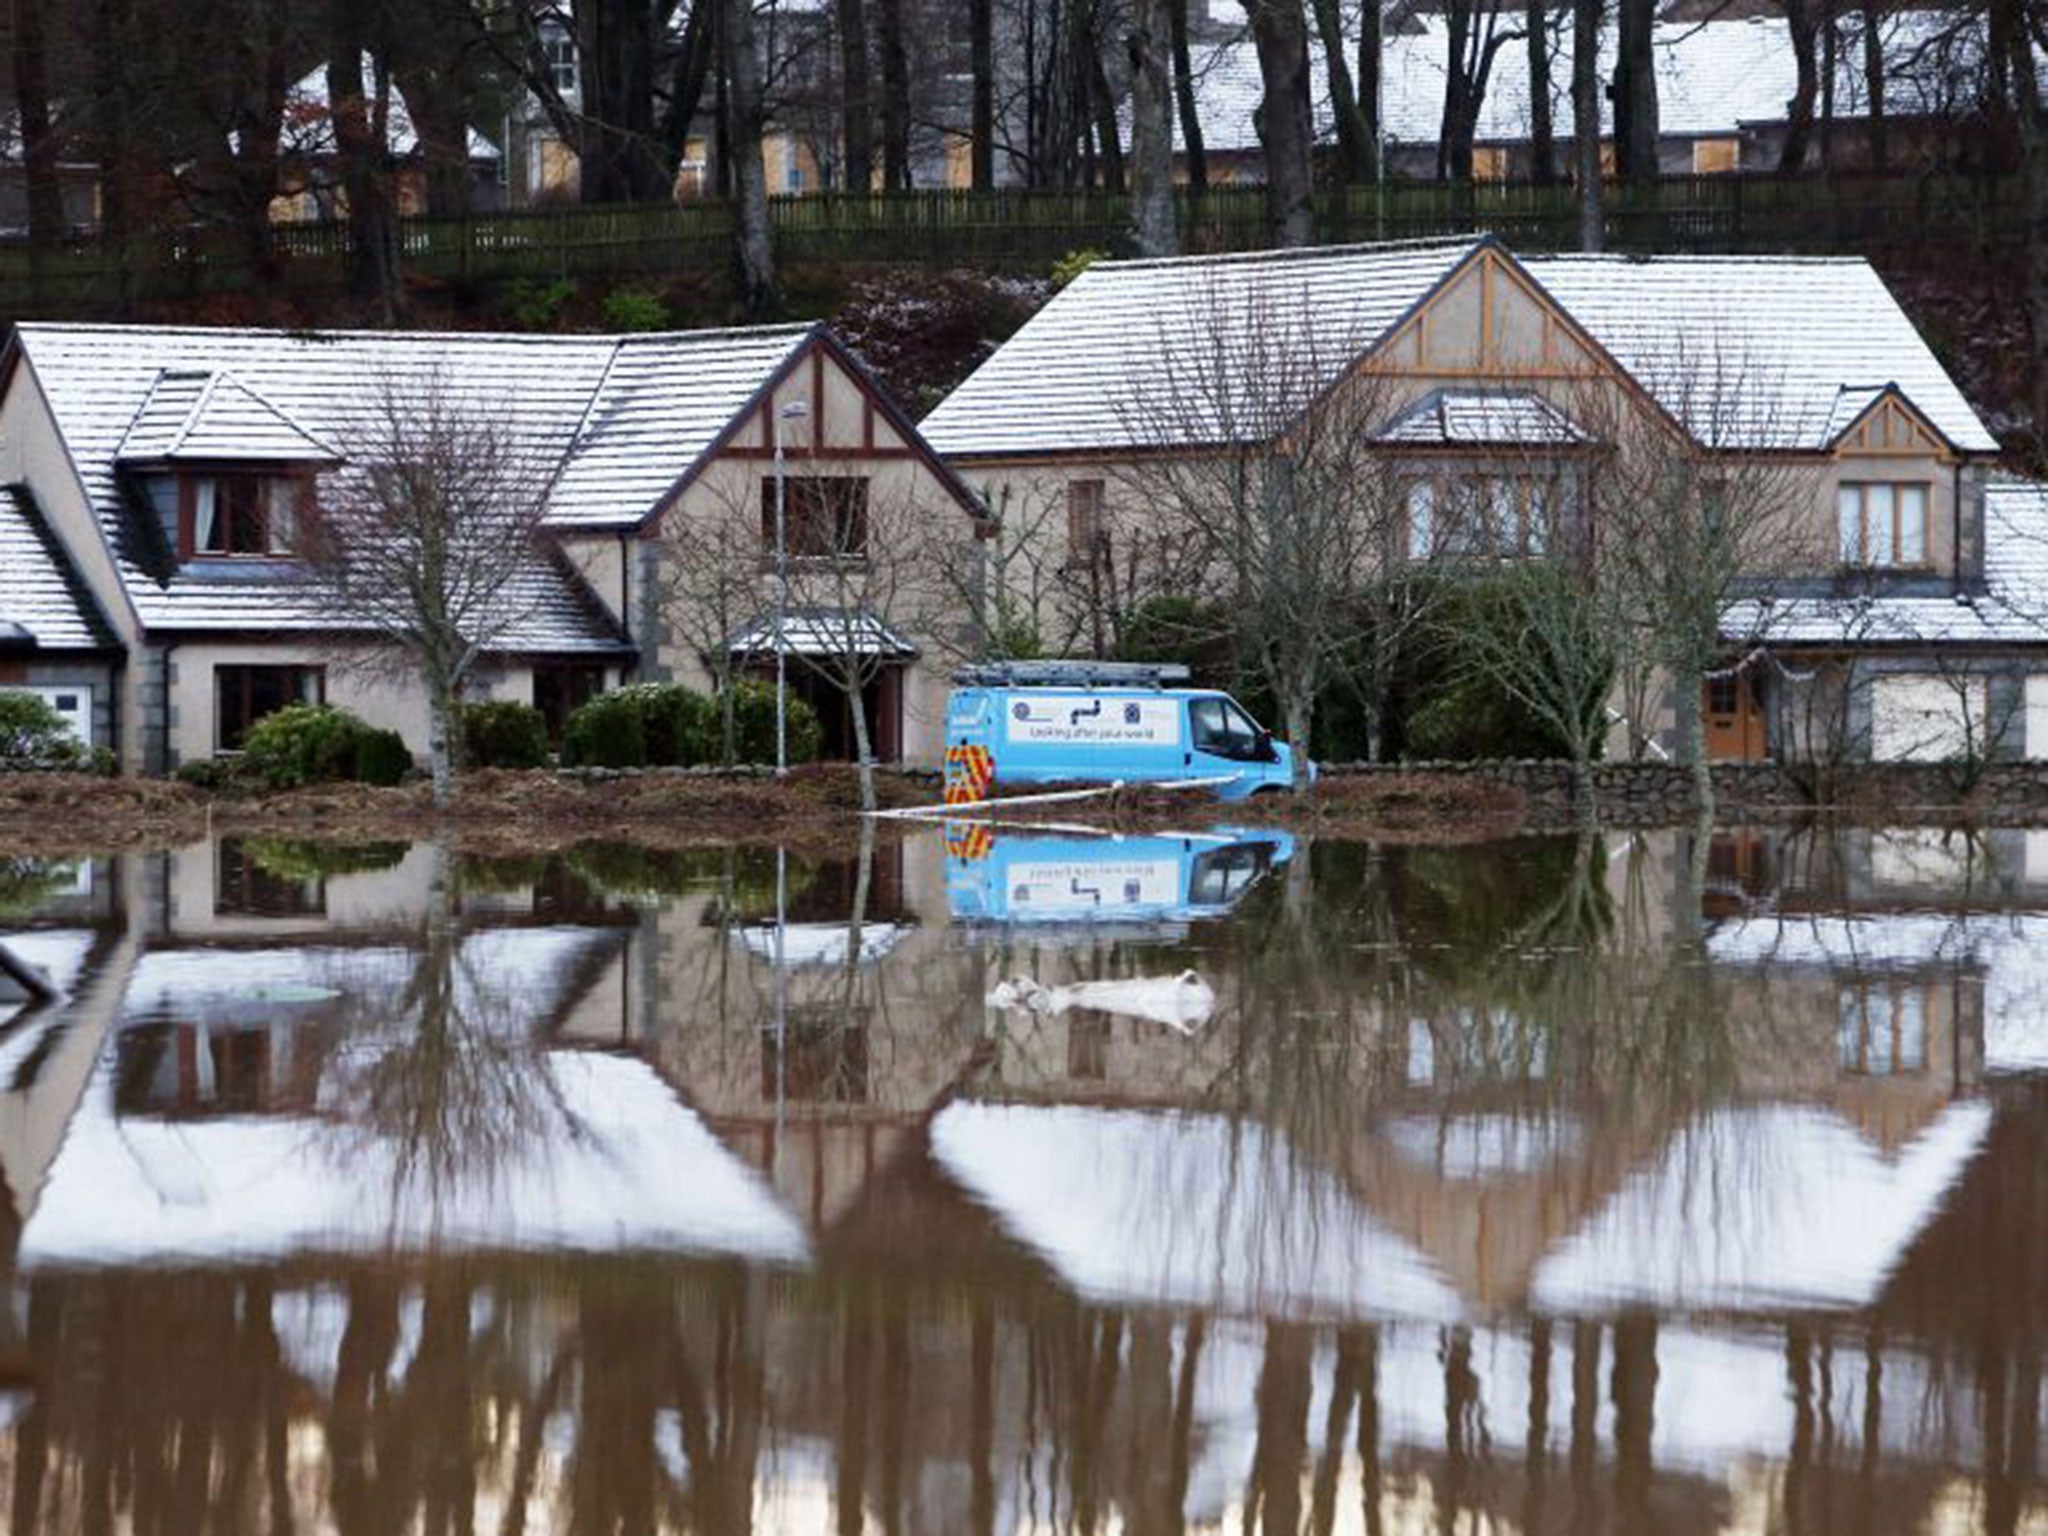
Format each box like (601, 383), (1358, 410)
(0, 827), (2041, 1534)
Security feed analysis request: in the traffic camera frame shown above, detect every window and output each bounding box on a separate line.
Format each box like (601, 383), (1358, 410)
(215, 665), (323, 751)
(1189, 697), (1268, 760)
(1838, 482), (1929, 568)
(1838, 984), (1929, 1076)
(541, 26), (578, 94)
(760, 476), (869, 560)
(1066, 479), (1107, 568)
(1692, 137), (1740, 174)
(1472, 146), (1508, 181)
(1407, 473), (1554, 560)
(187, 475), (303, 558)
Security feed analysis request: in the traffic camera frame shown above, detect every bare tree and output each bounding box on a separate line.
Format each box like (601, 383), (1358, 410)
(302, 375), (553, 806)
(1438, 0), (1523, 181)
(1573, 347), (1817, 820)
(1310, 0), (1377, 185)
(327, 29), (404, 320)
(1128, 0), (1180, 257)
(1612, 0), (1658, 186)
(1169, 0), (1209, 193)
(648, 488), (776, 764)
(1113, 282), (1413, 787)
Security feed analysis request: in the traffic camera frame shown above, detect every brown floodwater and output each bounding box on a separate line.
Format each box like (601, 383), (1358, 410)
(0, 823), (2041, 1535)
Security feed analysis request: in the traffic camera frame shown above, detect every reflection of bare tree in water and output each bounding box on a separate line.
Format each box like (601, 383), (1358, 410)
(326, 843), (577, 1226)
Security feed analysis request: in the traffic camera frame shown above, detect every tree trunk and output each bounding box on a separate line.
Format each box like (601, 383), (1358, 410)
(726, 0), (777, 317)
(849, 673), (879, 816)
(1249, 0), (1315, 247)
(579, 0), (666, 201)
(12, 0), (66, 246)
(1862, 3), (1887, 173)
(2005, 0), (2048, 450)
(1528, 0), (1557, 182)
(877, 0), (912, 187)
(1679, 661), (1715, 823)
(326, 39), (403, 322)
(1615, 0), (1658, 185)
(1128, 0), (1180, 256)
(1169, 0), (1208, 192)
(1778, 0), (1820, 174)
(1285, 682), (1315, 793)
(971, 0), (995, 187)
(660, 3), (718, 172)
(1573, 0), (1604, 249)
(1439, 0), (1472, 180)
(839, 0), (874, 191)
(1090, 46), (1126, 191)
(1311, 0), (1375, 184)
(428, 685), (458, 809)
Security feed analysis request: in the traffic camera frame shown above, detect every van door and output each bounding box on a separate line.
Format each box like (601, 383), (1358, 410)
(1186, 697), (1269, 776)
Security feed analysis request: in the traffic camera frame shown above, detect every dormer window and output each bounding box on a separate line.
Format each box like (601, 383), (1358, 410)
(1838, 481), (1929, 569)
(183, 473), (308, 559)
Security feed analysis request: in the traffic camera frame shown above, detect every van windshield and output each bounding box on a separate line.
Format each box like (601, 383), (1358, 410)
(1189, 698), (1265, 760)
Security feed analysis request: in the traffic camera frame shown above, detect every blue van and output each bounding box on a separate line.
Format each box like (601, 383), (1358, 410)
(945, 662), (1308, 802)
(946, 827), (1295, 929)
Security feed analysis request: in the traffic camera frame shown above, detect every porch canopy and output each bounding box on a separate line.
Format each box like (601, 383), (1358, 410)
(726, 608), (917, 660)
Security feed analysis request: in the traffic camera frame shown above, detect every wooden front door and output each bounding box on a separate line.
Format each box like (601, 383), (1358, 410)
(1703, 670), (1768, 761)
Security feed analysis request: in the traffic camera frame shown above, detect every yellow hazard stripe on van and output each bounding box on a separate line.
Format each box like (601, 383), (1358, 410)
(944, 744), (994, 805)
(945, 822), (994, 861)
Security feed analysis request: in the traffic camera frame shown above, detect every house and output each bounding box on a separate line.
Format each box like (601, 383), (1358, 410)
(0, 318), (982, 775)
(1177, 3), (1999, 181)
(920, 232), (2025, 763)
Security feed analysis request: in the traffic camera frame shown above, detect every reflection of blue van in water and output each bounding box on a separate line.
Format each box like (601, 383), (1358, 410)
(946, 662), (1308, 802)
(946, 828), (1295, 927)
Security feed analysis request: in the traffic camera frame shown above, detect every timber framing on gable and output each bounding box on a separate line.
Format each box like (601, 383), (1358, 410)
(1827, 387), (1959, 463)
(642, 326), (991, 535)
(1327, 240), (1697, 450)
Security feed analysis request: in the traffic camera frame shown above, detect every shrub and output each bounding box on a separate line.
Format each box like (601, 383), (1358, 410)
(601, 286), (671, 332)
(504, 276), (577, 329)
(562, 684), (724, 768)
(459, 700), (551, 770)
(722, 679), (822, 766)
(562, 689), (648, 768)
(0, 693), (85, 772)
(1051, 247), (1107, 288)
(243, 838), (409, 881)
(240, 705), (412, 790)
(175, 757), (238, 791)
(352, 727), (413, 787)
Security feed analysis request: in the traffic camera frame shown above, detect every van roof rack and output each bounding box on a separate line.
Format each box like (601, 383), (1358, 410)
(954, 660), (1192, 688)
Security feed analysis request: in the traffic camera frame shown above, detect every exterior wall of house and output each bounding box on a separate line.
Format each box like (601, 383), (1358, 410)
(0, 361), (146, 769)
(161, 639), (571, 770)
(563, 344), (982, 768)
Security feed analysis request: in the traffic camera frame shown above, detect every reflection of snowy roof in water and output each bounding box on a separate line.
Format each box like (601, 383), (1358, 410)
(735, 921), (912, 968)
(931, 1101), (1461, 1323)
(1528, 1100), (1990, 1315)
(21, 1049), (809, 1269)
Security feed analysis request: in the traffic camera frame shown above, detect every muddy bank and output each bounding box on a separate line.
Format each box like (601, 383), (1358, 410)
(12, 758), (2043, 857)
(0, 766), (1532, 854)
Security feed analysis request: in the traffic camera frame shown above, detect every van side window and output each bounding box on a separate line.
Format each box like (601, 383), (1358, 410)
(1190, 698), (1261, 759)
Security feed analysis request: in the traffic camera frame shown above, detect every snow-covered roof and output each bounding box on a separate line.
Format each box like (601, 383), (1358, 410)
(726, 607), (919, 657)
(1519, 253), (1999, 452)
(6, 320), (842, 643)
(1374, 386), (1591, 447)
(118, 370), (340, 464)
(924, 235), (1995, 458)
(931, 1100), (1462, 1322)
(1722, 481), (2048, 645)
(921, 237), (1475, 457)
(0, 487), (117, 652)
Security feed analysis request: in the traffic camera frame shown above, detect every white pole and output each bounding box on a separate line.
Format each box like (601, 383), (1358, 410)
(774, 413), (788, 775)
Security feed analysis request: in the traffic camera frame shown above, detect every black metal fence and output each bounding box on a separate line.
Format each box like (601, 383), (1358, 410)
(0, 171), (2020, 315)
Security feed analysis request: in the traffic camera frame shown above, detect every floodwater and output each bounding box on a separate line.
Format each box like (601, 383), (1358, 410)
(0, 822), (2042, 1535)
